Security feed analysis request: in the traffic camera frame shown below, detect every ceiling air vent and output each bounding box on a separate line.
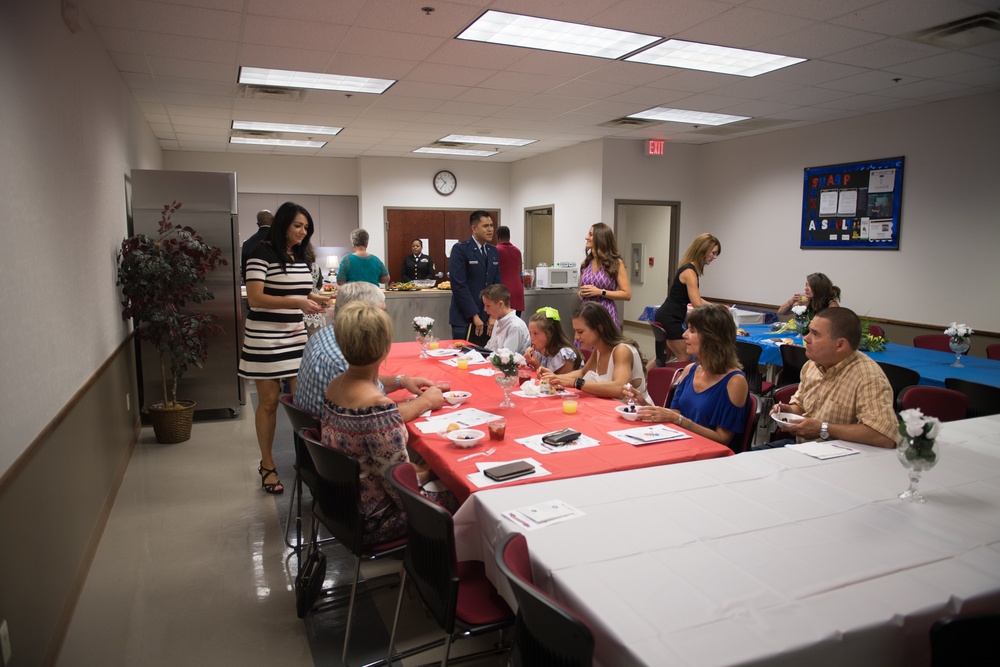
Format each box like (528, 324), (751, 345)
(904, 11), (1000, 49)
(430, 141), (470, 148)
(600, 117), (659, 129)
(231, 130), (277, 139)
(236, 85), (306, 102)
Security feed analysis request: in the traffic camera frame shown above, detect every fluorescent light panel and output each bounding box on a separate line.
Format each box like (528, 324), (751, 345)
(457, 10), (660, 59)
(627, 107), (750, 126)
(232, 120), (342, 136)
(440, 134), (536, 146)
(238, 67), (395, 94)
(626, 39), (805, 76)
(413, 147), (499, 157)
(230, 137), (326, 148)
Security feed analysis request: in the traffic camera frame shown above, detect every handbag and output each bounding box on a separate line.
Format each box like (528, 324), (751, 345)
(295, 523), (327, 618)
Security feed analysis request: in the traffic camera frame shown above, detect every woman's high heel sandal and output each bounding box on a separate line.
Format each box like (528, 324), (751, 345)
(258, 461), (284, 495)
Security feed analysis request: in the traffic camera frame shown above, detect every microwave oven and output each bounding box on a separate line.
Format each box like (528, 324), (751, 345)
(535, 265), (579, 289)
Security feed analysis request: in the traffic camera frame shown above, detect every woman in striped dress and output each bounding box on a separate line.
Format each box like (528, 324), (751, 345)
(240, 202), (330, 494)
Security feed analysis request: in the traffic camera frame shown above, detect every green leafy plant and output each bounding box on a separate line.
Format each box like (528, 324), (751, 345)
(117, 201), (228, 408)
(859, 317), (890, 352)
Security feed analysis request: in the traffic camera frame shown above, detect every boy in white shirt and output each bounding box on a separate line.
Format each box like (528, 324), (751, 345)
(481, 284), (530, 353)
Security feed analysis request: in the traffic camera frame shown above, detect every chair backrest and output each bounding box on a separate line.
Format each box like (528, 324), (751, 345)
(944, 378), (1000, 419)
(647, 362), (687, 408)
(387, 462), (460, 634)
(913, 334), (953, 353)
(986, 344), (1000, 361)
(579, 347), (593, 364)
(778, 344), (808, 387)
(732, 393), (758, 454)
(649, 321), (668, 343)
(769, 384), (799, 443)
(866, 324), (885, 338)
(300, 427), (365, 554)
(281, 395), (321, 481)
(930, 612), (1000, 667)
(875, 362), (920, 404)
(494, 533), (594, 667)
(898, 386), (968, 423)
(734, 341), (766, 395)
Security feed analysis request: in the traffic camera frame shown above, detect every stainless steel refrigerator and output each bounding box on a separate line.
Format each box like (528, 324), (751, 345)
(130, 169), (244, 416)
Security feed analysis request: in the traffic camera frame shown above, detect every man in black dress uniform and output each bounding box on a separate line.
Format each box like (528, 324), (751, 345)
(400, 239), (435, 281)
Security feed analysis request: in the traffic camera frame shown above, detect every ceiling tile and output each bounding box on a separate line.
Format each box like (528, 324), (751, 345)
(886, 52), (999, 79)
(674, 5), (814, 48)
(743, 0), (886, 23)
(477, 71), (571, 93)
(128, 1), (242, 41)
(242, 13), (349, 51)
(823, 37), (945, 69)
(405, 62), (498, 87)
(828, 0), (988, 34)
(753, 22), (883, 59)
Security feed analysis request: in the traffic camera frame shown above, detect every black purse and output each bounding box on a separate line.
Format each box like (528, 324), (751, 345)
(295, 522), (327, 618)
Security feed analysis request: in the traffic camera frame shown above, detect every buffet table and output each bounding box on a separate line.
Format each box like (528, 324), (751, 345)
(382, 342), (732, 503)
(453, 415), (1000, 667)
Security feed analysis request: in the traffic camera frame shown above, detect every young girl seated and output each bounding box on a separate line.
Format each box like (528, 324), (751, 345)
(523, 307), (581, 374)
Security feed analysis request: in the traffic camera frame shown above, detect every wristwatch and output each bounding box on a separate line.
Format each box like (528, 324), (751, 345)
(819, 422), (830, 441)
(601, 290), (607, 297)
(575, 377), (586, 390)
(395, 374), (404, 390)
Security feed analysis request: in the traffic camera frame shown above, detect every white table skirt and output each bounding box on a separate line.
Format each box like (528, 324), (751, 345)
(453, 415), (1000, 667)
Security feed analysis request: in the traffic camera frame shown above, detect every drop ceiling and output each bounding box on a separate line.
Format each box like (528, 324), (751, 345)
(79, 0), (1000, 162)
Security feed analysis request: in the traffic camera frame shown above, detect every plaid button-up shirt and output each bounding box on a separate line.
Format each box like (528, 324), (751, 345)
(791, 351), (897, 442)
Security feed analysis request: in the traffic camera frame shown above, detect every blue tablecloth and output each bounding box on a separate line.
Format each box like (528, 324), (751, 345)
(737, 324), (1000, 389)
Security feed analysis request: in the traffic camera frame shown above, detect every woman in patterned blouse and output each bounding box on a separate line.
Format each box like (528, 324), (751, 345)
(578, 223), (631, 330)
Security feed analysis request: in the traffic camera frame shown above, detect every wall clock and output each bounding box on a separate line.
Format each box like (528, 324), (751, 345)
(433, 170), (457, 196)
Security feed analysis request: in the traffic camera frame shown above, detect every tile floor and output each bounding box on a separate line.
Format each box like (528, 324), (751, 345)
(58, 385), (506, 667)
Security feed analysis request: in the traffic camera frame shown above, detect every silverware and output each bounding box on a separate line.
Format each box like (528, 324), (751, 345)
(458, 447), (496, 462)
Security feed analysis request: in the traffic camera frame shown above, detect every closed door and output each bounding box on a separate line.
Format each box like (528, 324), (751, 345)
(386, 209), (500, 281)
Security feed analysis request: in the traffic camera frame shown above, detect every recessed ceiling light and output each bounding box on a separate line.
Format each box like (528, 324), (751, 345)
(626, 39), (805, 76)
(626, 107), (750, 126)
(457, 10), (660, 59)
(238, 67), (395, 94)
(232, 121), (342, 135)
(413, 147), (499, 157)
(440, 134), (536, 146)
(230, 137), (327, 148)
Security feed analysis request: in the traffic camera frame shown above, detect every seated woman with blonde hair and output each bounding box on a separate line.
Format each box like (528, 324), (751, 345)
(539, 302), (650, 402)
(627, 304), (750, 452)
(321, 301), (448, 544)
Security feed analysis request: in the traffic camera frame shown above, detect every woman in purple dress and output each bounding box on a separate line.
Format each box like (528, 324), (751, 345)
(578, 223), (630, 330)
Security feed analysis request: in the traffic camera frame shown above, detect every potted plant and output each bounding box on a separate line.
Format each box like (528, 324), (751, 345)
(117, 201), (227, 443)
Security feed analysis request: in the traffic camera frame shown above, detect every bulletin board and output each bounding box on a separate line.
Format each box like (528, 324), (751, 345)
(801, 156), (904, 250)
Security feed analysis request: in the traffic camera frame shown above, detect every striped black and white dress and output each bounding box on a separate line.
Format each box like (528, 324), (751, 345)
(239, 243), (312, 380)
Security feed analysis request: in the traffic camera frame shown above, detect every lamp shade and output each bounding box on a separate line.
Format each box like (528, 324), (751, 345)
(326, 255), (339, 270)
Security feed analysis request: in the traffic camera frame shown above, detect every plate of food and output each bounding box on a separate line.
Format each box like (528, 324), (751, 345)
(771, 412), (804, 428)
(386, 281), (418, 291)
(614, 404), (641, 421)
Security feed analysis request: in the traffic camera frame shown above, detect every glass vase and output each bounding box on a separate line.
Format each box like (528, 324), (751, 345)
(416, 333), (432, 358)
(948, 337), (970, 367)
(897, 437), (939, 503)
(795, 315), (809, 336)
(495, 373), (518, 409)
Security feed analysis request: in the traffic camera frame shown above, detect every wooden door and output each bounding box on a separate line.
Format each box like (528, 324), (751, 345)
(386, 209), (500, 282)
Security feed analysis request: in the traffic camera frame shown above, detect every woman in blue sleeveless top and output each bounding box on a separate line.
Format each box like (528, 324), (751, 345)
(629, 304), (750, 452)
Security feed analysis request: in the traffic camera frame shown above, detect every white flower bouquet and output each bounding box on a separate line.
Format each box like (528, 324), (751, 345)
(898, 408), (941, 464)
(791, 305), (808, 317)
(490, 348), (525, 377)
(412, 316), (434, 336)
(944, 322), (973, 342)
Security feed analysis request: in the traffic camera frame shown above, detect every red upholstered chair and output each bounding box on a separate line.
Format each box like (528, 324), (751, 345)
(867, 324), (885, 337)
(986, 344), (1000, 361)
(768, 383), (799, 442)
(578, 347), (593, 363)
(913, 334), (956, 353)
(732, 393), (759, 454)
(300, 429), (407, 658)
(898, 386), (968, 423)
(494, 533), (594, 667)
(647, 361), (688, 408)
(385, 463), (513, 667)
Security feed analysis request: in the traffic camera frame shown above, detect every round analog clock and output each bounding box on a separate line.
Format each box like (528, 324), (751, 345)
(433, 170), (457, 195)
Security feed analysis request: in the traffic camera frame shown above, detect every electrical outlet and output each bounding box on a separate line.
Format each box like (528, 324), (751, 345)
(1, 619), (11, 666)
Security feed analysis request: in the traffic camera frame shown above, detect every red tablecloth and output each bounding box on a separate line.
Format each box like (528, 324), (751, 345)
(382, 341), (733, 502)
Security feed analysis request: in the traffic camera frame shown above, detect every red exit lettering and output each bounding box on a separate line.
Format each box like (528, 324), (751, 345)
(645, 139), (665, 156)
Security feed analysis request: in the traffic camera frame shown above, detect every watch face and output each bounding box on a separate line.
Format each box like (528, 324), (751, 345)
(433, 170), (456, 195)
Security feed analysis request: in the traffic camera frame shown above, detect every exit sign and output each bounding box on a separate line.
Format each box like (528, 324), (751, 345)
(645, 139), (665, 156)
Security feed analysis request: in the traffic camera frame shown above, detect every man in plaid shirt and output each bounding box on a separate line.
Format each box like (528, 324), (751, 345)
(768, 307), (897, 448)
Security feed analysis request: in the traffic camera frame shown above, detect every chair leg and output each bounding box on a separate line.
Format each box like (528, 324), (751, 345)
(386, 570), (408, 666)
(341, 555), (364, 665)
(283, 471), (303, 551)
(440, 633), (454, 667)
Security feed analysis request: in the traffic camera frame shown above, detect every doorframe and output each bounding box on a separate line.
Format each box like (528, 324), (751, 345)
(613, 199), (681, 280)
(523, 204), (554, 270)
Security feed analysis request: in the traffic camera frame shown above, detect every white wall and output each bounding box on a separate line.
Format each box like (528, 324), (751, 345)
(0, 1), (161, 474)
(358, 157), (511, 257)
(163, 151), (358, 195)
(511, 140), (605, 263)
(698, 92), (1000, 331)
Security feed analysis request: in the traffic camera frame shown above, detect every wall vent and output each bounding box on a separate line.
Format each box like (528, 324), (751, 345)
(904, 11), (1000, 49)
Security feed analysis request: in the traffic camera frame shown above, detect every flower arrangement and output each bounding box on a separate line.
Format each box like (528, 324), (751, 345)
(898, 408), (941, 464)
(791, 305), (808, 317)
(490, 348), (525, 377)
(859, 334), (888, 352)
(944, 322), (973, 342)
(412, 316), (434, 336)
(791, 304), (809, 334)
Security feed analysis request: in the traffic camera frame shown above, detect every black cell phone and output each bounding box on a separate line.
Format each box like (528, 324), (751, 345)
(484, 461), (536, 481)
(542, 429), (581, 446)
(461, 344), (493, 356)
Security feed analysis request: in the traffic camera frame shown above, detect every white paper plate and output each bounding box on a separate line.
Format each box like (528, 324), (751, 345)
(771, 412), (804, 428)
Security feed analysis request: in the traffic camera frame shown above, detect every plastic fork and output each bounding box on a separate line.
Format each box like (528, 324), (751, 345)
(458, 447), (496, 462)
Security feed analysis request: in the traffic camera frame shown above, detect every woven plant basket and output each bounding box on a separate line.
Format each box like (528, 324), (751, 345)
(149, 400), (196, 443)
